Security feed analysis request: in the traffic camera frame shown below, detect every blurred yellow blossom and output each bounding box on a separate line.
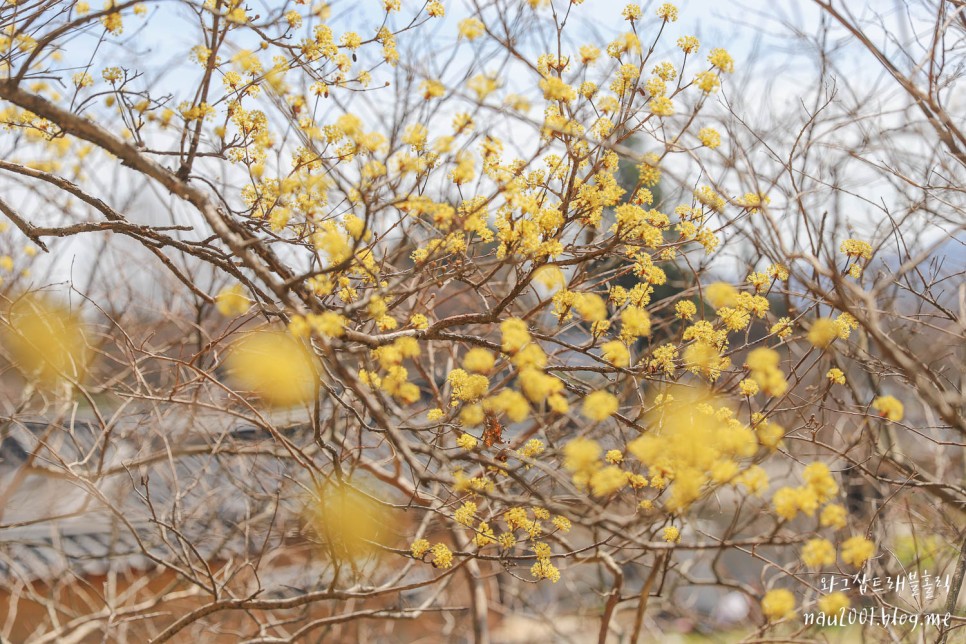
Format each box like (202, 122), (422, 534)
(761, 589), (795, 621)
(872, 395), (903, 422)
(215, 284), (251, 317)
(3, 294), (90, 386)
(226, 330), (317, 406)
(841, 535), (875, 568)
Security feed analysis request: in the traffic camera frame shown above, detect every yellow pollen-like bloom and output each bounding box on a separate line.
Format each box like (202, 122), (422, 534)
(872, 395), (903, 422)
(801, 538), (836, 568)
(808, 318), (839, 349)
(818, 592), (851, 616)
(761, 589), (795, 621)
(215, 284), (251, 317)
(582, 391), (619, 421)
(226, 331), (318, 407)
(3, 295), (90, 386)
(840, 535), (875, 568)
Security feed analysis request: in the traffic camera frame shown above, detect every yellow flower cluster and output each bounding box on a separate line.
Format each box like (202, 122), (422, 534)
(215, 284), (251, 317)
(872, 395), (904, 422)
(808, 317), (839, 348)
(801, 538), (836, 568)
(582, 391), (619, 422)
(15, 0), (899, 599)
(448, 368), (489, 402)
(761, 589), (795, 621)
(697, 127), (721, 149)
(628, 391), (757, 512)
(226, 331), (317, 407)
(841, 535), (875, 568)
(772, 462), (839, 521)
(530, 556), (561, 583)
(410, 538), (454, 568)
(840, 238), (873, 260)
(456, 433), (477, 450)
(821, 504), (848, 529)
(454, 501), (477, 526)
(819, 592), (851, 615)
(744, 347), (788, 397)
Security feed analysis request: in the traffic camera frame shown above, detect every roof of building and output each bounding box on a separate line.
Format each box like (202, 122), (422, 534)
(0, 414), (311, 585)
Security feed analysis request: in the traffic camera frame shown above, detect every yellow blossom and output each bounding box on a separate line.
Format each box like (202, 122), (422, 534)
(215, 284), (251, 317)
(677, 35), (699, 54)
(697, 127), (721, 149)
(656, 3), (678, 21)
(101, 2), (123, 34)
(620, 306), (651, 340)
(755, 420), (785, 449)
(534, 265), (565, 290)
(340, 31), (361, 50)
(834, 312), (859, 339)
(808, 317), (839, 349)
(820, 504), (848, 530)
(501, 318), (531, 353)
(410, 538), (431, 558)
(530, 558), (560, 582)
(738, 378), (759, 397)
(675, 300), (697, 320)
(483, 389), (530, 422)
(456, 433), (478, 450)
(454, 501), (477, 526)
(735, 465), (769, 495)
(225, 331), (316, 406)
(601, 340), (630, 367)
(573, 292), (608, 322)
(773, 486), (818, 520)
(801, 538), (836, 568)
(519, 439), (546, 459)
(708, 48), (734, 73)
(694, 71), (720, 93)
(72, 72), (93, 88)
(582, 391), (619, 421)
(430, 542), (454, 568)
(771, 317), (793, 339)
(605, 449), (623, 464)
(872, 395), (903, 422)
(448, 369), (489, 402)
(579, 44), (601, 65)
(458, 17), (485, 40)
(818, 592), (851, 616)
(621, 3), (642, 20)
(410, 313), (429, 329)
(827, 368), (846, 385)
(540, 76), (576, 102)
(840, 238), (873, 260)
(464, 348), (496, 373)
(648, 96), (674, 117)
(761, 589), (795, 621)
(590, 465), (626, 496)
(3, 295), (90, 386)
(563, 437), (602, 472)
(841, 535), (875, 568)
(803, 462), (839, 502)
(705, 282), (738, 309)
